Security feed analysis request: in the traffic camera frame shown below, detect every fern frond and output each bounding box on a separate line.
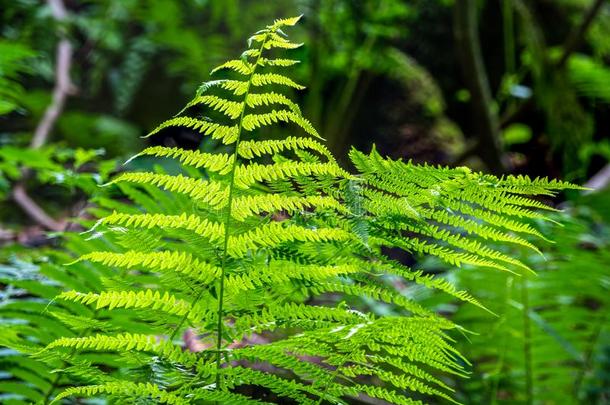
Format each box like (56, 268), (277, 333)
(50, 311), (114, 332)
(146, 117), (239, 144)
(237, 137), (334, 161)
(182, 95), (245, 119)
(109, 172), (228, 209)
(231, 194), (347, 221)
(242, 110), (320, 138)
(211, 59), (254, 75)
(57, 290), (205, 322)
(357, 385), (423, 405)
(94, 212), (225, 243)
(269, 15), (303, 29)
(379, 261), (490, 313)
(75, 250), (221, 285)
(309, 281), (450, 323)
(225, 262), (361, 293)
(130, 146), (234, 174)
(347, 365), (456, 403)
(233, 303), (370, 335)
(226, 366), (319, 404)
(234, 161), (350, 189)
(246, 92), (301, 113)
(45, 333), (199, 366)
(51, 382), (184, 404)
(2, 15), (583, 405)
(259, 58), (300, 67)
(251, 73), (305, 90)
(227, 222), (352, 257)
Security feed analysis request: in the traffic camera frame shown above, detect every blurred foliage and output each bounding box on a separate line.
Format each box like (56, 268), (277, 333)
(0, 41), (36, 116)
(496, 0), (610, 180)
(415, 194), (610, 404)
(453, 208), (609, 403)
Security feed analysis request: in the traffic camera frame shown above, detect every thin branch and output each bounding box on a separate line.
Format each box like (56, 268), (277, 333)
(12, 0), (74, 231)
(557, 0), (606, 68)
(31, 0), (74, 149)
(12, 184), (64, 231)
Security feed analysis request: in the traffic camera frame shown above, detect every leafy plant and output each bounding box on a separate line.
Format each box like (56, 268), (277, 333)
(0, 16), (581, 404)
(440, 207), (609, 404)
(0, 41), (35, 116)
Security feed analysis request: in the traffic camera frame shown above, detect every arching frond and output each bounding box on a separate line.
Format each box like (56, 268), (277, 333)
(146, 117), (239, 144)
(1, 15), (583, 405)
(130, 146), (234, 174)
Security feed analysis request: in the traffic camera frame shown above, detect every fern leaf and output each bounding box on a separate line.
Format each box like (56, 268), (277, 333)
(211, 59), (254, 75)
(225, 262), (361, 293)
(242, 110), (320, 139)
(146, 117), (239, 144)
(251, 73), (305, 90)
(51, 382), (185, 404)
(130, 146), (234, 174)
(94, 212), (225, 243)
(246, 92), (301, 113)
(226, 366), (317, 404)
(237, 137), (334, 161)
(259, 58), (300, 67)
(228, 222), (352, 257)
(234, 303), (370, 335)
(75, 250), (221, 285)
(231, 194), (347, 221)
(234, 161), (350, 189)
(108, 172), (229, 209)
(270, 15), (303, 29)
(57, 290), (205, 322)
(45, 333), (199, 366)
(182, 95), (245, 119)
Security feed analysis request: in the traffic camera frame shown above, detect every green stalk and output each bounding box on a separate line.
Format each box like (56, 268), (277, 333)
(490, 275), (513, 405)
(213, 33), (269, 391)
(162, 32), (270, 394)
(521, 276), (533, 405)
(573, 311), (607, 398)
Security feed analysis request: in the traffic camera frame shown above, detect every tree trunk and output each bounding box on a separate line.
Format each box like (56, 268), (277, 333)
(454, 0), (507, 174)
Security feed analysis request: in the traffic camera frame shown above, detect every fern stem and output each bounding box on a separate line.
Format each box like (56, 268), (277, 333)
(315, 364), (342, 405)
(213, 33), (270, 391)
(490, 276), (513, 405)
(521, 276), (533, 405)
(573, 311), (607, 398)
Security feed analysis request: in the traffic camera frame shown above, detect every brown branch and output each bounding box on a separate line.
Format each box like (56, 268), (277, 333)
(13, 184), (64, 231)
(30, 40), (74, 148)
(31, 0), (74, 149)
(557, 0), (606, 68)
(12, 0), (74, 231)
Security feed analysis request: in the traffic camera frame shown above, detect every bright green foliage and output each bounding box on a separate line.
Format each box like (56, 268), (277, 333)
(0, 16), (582, 405)
(447, 210), (609, 404)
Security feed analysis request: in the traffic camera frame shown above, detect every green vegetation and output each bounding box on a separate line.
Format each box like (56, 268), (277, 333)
(1, 1), (609, 404)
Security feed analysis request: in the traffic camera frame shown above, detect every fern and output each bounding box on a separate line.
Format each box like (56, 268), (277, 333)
(447, 210), (609, 404)
(0, 15), (583, 405)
